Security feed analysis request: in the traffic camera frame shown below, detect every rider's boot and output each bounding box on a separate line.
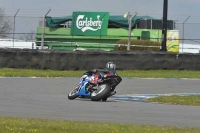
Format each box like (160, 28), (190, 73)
(108, 91), (116, 97)
(110, 91), (116, 95)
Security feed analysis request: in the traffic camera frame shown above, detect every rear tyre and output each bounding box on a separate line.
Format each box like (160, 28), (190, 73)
(68, 88), (78, 100)
(102, 98), (108, 101)
(90, 84), (111, 101)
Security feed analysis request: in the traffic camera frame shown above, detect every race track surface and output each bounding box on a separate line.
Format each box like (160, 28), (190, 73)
(0, 77), (200, 128)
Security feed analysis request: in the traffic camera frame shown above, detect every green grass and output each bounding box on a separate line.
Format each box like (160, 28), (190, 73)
(1, 68), (200, 78)
(148, 95), (200, 106)
(0, 68), (85, 77)
(118, 70), (200, 79)
(0, 116), (200, 133)
(1, 68), (200, 132)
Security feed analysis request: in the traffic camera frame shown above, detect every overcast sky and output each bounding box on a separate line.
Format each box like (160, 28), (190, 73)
(0, 0), (200, 23)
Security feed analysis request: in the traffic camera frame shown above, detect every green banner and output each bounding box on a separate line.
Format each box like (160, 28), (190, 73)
(70, 12), (109, 36)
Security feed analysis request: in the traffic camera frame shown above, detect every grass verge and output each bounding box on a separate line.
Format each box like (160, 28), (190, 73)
(0, 116), (200, 133)
(148, 95), (200, 106)
(1, 68), (200, 78)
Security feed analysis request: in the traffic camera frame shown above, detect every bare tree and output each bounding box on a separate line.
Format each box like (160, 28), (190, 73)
(26, 31), (36, 41)
(0, 8), (12, 38)
(19, 31), (36, 41)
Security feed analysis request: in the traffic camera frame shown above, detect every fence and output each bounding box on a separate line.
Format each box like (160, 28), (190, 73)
(0, 16), (200, 53)
(175, 23), (200, 53)
(0, 16), (42, 49)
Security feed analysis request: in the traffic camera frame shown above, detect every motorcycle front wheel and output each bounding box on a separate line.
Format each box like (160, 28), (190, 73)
(68, 87), (78, 100)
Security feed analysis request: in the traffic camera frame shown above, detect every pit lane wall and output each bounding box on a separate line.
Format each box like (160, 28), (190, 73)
(0, 48), (200, 70)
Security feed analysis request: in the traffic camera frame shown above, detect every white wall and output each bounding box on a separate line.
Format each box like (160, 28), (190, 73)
(0, 39), (36, 49)
(179, 43), (200, 53)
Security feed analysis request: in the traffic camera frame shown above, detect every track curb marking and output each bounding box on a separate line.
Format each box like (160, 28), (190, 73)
(110, 93), (200, 102)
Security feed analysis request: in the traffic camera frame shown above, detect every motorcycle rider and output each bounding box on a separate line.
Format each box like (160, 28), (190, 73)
(84, 62), (118, 77)
(83, 62), (119, 95)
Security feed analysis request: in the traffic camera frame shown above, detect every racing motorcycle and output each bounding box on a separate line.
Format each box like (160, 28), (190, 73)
(68, 72), (122, 101)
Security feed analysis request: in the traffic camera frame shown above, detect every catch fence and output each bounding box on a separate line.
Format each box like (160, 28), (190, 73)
(0, 16), (200, 53)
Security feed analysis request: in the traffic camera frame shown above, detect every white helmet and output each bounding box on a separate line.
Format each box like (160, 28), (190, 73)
(106, 62), (116, 70)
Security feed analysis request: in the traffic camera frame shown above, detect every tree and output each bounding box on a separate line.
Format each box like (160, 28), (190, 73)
(0, 8), (12, 38)
(19, 31), (36, 41)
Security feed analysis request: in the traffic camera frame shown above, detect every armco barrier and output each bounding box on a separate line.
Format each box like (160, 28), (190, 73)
(0, 48), (200, 70)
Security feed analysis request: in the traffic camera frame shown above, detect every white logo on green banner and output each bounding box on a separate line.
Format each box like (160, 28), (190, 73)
(71, 12), (109, 36)
(76, 15), (103, 32)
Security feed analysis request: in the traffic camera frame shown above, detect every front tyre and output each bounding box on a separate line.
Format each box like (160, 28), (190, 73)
(90, 84), (111, 101)
(68, 88), (78, 100)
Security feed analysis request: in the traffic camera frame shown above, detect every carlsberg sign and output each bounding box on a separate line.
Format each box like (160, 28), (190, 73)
(70, 12), (109, 36)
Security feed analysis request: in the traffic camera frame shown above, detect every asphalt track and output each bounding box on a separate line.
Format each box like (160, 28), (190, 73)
(0, 77), (200, 128)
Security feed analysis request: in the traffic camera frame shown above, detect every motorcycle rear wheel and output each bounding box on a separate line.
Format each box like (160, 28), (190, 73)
(90, 84), (110, 101)
(102, 98), (108, 101)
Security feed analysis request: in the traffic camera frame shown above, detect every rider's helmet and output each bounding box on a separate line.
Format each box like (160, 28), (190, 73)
(106, 62), (116, 70)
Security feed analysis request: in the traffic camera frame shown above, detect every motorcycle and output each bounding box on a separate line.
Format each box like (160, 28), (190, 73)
(68, 72), (122, 101)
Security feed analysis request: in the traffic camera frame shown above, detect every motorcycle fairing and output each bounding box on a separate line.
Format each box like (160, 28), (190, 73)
(76, 76), (91, 97)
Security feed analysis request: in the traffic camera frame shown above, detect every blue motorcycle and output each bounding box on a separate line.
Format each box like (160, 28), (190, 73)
(68, 73), (122, 101)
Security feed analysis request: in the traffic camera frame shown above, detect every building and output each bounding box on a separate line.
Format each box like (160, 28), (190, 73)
(36, 12), (178, 52)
